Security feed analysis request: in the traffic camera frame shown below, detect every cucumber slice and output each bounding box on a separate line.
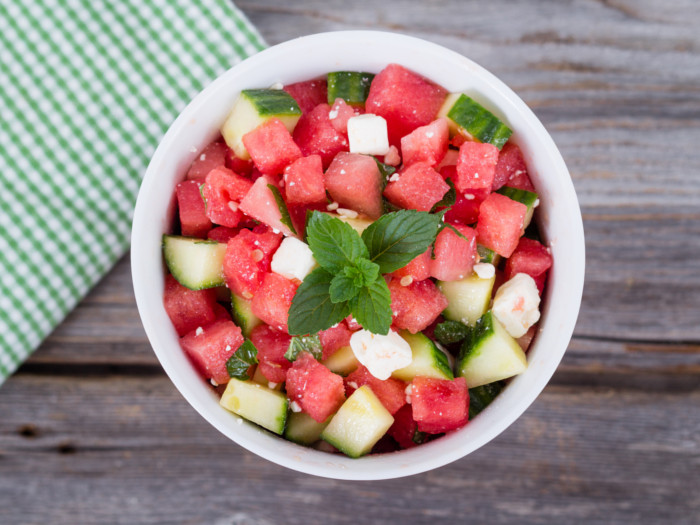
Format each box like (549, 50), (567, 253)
(469, 381), (504, 418)
(438, 93), (512, 150)
(322, 212), (374, 235)
(457, 311), (527, 388)
(327, 71), (375, 106)
(321, 385), (394, 458)
(162, 235), (226, 290)
(221, 89), (302, 159)
(284, 412), (331, 446)
(322, 345), (360, 376)
(477, 244), (501, 266)
(392, 331), (453, 381)
(219, 378), (288, 435)
(438, 272), (496, 326)
(231, 293), (262, 337)
(497, 186), (538, 229)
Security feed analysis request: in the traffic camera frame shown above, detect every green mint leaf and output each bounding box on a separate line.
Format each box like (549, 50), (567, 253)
(225, 339), (259, 380)
(287, 267), (351, 335)
(440, 222), (470, 242)
(374, 157), (396, 184)
(285, 334), (323, 362)
(361, 209), (443, 274)
(434, 320), (471, 346)
(432, 178), (456, 211)
(306, 211), (369, 273)
(349, 275), (392, 335)
(329, 272), (362, 304)
(353, 258), (380, 283)
(329, 259), (381, 303)
(199, 183), (208, 213)
(267, 184), (297, 235)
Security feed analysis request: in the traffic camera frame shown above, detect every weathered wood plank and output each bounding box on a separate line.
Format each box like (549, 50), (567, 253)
(0, 374), (698, 524)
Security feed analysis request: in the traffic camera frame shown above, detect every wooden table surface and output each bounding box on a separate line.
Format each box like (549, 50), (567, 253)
(2, 2), (699, 524)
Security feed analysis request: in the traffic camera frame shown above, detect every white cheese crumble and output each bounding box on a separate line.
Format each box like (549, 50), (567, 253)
(271, 237), (317, 282)
(349, 329), (413, 380)
(388, 172), (400, 182)
(269, 82), (284, 90)
(473, 262), (496, 279)
(404, 384), (412, 404)
(290, 400), (302, 413)
(492, 273), (541, 338)
(327, 202), (339, 211)
(347, 114), (390, 155)
(268, 382), (278, 389)
(464, 194), (475, 200)
(195, 327), (203, 336)
(210, 378), (218, 387)
(328, 107), (339, 120)
(347, 381), (359, 390)
(336, 208), (358, 219)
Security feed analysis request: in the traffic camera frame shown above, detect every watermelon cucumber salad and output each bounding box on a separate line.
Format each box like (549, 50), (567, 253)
(162, 64), (552, 458)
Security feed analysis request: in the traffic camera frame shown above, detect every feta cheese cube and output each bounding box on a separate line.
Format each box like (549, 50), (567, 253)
(492, 273), (541, 338)
(270, 237), (317, 282)
(473, 262), (495, 279)
(349, 329), (413, 380)
(347, 114), (390, 155)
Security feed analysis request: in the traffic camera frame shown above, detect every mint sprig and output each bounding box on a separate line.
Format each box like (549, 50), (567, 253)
(305, 212), (369, 273)
(225, 339), (259, 380)
(287, 268), (351, 335)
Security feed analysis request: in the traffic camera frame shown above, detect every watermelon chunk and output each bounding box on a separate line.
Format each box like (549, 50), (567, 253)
(207, 226), (239, 243)
(250, 272), (299, 333)
(238, 175), (296, 237)
(202, 167), (253, 228)
(324, 152), (384, 219)
(504, 237), (552, 294)
(187, 141), (227, 181)
(163, 274), (217, 337)
(412, 376), (469, 434)
(292, 103), (349, 169)
(224, 148), (254, 177)
(400, 117), (449, 168)
(493, 142), (534, 191)
(329, 98), (360, 135)
(430, 223), (477, 281)
(223, 227), (282, 298)
(476, 193), (527, 258)
(283, 154), (326, 206)
(383, 162), (449, 212)
(250, 324), (292, 383)
(319, 321), (353, 360)
(345, 365), (407, 415)
(388, 404), (421, 449)
(284, 79), (328, 114)
(440, 170), (488, 226)
(345, 315), (362, 332)
(242, 118), (302, 176)
(180, 319), (243, 385)
(454, 142), (500, 193)
(391, 248), (431, 282)
(388, 278), (448, 334)
(176, 180), (212, 238)
(213, 303), (231, 321)
(286, 352), (346, 422)
(365, 64), (447, 147)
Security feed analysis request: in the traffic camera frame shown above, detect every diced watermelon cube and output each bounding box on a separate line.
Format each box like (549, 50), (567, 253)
(324, 152), (384, 219)
(391, 248), (431, 282)
(388, 404), (421, 449)
(250, 272), (299, 333)
(505, 237), (553, 294)
(400, 117), (449, 168)
(180, 319), (243, 385)
(242, 118), (302, 176)
(454, 142), (500, 193)
(176, 180), (212, 238)
(383, 162), (449, 212)
(207, 226), (239, 243)
(440, 168), (488, 226)
(292, 103), (349, 169)
(213, 303), (231, 321)
(319, 321), (353, 360)
(493, 142), (534, 191)
(411, 376), (469, 434)
(250, 324), (292, 383)
(329, 98), (360, 135)
(283, 154), (326, 206)
(186, 141), (227, 181)
(365, 64), (447, 147)
(430, 223), (477, 281)
(284, 79), (328, 114)
(345, 365), (407, 415)
(223, 227), (282, 298)
(286, 352), (346, 422)
(163, 274), (218, 337)
(224, 148), (254, 177)
(238, 175), (296, 237)
(388, 278), (448, 334)
(476, 193), (527, 258)
(202, 166), (253, 228)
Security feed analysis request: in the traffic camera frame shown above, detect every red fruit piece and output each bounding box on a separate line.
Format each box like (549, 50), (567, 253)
(476, 193), (527, 258)
(223, 227), (282, 298)
(202, 166), (253, 228)
(430, 223), (477, 282)
(207, 226), (239, 243)
(284, 79), (328, 114)
(455, 142), (500, 193)
(388, 278), (448, 334)
(251, 273), (299, 333)
(176, 180), (212, 238)
(250, 324), (292, 383)
(383, 162), (449, 212)
(242, 118), (302, 176)
(286, 352), (346, 422)
(391, 248), (431, 282)
(318, 321), (353, 360)
(388, 404), (421, 449)
(365, 64), (447, 147)
(238, 175), (296, 237)
(325, 152), (384, 219)
(180, 319), (243, 385)
(283, 154), (326, 206)
(224, 148), (254, 177)
(187, 141), (227, 181)
(411, 376), (469, 434)
(293, 103), (349, 169)
(492, 142), (527, 191)
(400, 117), (449, 168)
(505, 237), (553, 294)
(163, 274), (217, 337)
(328, 98), (360, 135)
(345, 365), (407, 415)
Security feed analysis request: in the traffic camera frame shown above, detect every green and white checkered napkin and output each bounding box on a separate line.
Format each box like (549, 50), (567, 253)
(0, 0), (265, 383)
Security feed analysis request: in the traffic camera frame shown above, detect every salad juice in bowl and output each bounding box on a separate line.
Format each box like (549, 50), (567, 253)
(131, 31), (585, 480)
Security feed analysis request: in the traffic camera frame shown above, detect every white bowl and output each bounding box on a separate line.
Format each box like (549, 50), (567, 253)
(132, 30), (585, 480)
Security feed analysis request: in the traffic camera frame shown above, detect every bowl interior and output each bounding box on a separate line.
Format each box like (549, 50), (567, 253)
(131, 31), (584, 480)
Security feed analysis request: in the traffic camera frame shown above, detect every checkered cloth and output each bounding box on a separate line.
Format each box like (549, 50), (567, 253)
(0, 0), (265, 383)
